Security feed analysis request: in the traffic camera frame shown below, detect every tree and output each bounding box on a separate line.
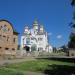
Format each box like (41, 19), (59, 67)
(68, 32), (75, 48)
(61, 45), (68, 52)
(68, 0), (75, 48)
(71, 0), (75, 6)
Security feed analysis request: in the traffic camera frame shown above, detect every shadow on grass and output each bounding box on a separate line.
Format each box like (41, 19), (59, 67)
(36, 57), (75, 63)
(44, 64), (75, 75)
(36, 57), (75, 75)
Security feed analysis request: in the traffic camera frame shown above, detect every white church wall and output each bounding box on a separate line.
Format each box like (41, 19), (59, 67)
(20, 20), (53, 55)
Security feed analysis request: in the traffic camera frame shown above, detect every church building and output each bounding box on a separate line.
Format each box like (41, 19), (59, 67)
(21, 20), (53, 54)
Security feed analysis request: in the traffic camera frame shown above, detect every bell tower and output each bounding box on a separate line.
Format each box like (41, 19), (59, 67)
(24, 26), (29, 34)
(33, 19), (39, 34)
(39, 25), (44, 33)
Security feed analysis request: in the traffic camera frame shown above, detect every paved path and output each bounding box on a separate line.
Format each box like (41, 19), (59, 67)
(0, 56), (74, 65)
(0, 57), (36, 65)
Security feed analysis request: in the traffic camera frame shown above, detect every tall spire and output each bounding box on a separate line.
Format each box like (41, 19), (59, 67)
(33, 19), (39, 34)
(33, 19), (39, 26)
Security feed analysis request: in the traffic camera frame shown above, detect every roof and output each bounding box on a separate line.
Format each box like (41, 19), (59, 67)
(13, 29), (19, 35)
(0, 19), (19, 35)
(33, 19), (39, 26)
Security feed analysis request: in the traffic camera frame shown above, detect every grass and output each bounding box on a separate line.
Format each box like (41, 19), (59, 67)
(0, 59), (75, 75)
(0, 67), (25, 75)
(4, 59), (75, 72)
(38, 52), (66, 57)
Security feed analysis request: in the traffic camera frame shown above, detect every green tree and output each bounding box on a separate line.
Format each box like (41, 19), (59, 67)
(68, 0), (75, 48)
(68, 32), (75, 48)
(71, 0), (75, 6)
(61, 45), (68, 52)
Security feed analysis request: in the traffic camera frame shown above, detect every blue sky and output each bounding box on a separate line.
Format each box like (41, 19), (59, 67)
(0, 0), (73, 47)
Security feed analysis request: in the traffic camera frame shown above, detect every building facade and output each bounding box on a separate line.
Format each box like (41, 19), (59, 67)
(21, 20), (53, 54)
(0, 20), (19, 59)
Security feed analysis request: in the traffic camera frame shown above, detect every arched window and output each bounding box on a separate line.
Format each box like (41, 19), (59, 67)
(13, 38), (16, 43)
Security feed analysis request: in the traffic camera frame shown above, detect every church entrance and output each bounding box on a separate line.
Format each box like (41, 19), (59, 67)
(31, 44), (37, 52)
(23, 46), (30, 53)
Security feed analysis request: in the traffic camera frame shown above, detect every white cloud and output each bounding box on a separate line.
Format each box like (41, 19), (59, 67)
(57, 35), (62, 39)
(48, 32), (52, 36)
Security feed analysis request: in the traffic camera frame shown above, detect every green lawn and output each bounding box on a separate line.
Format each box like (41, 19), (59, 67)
(0, 59), (75, 75)
(0, 68), (25, 75)
(4, 59), (75, 72)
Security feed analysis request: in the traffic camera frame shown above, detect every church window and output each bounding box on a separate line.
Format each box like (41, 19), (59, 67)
(8, 28), (10, 31)
(0, 47), (2, 49)
(0, 35), (1, 39)
(13, 38), (16, 43)
(31, 38), (35, 40)
(5, 48), (9, 50)
(7, 37), (9, 41)
(12, 48), (15, 51)
(0, 26), (2, 30)
(3, 36), (6, 37)
(1, 26), (2, 28)
(31, 38), (33, 40)
(26, 38), (30, 45)
(2, 26), (7, 32)
(4, 25), (6, 27)
(38, 38), (43, 41)
(3, 36), (6, 40)
(39, 47), (43, 50)
(0, 27), (1, 30)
